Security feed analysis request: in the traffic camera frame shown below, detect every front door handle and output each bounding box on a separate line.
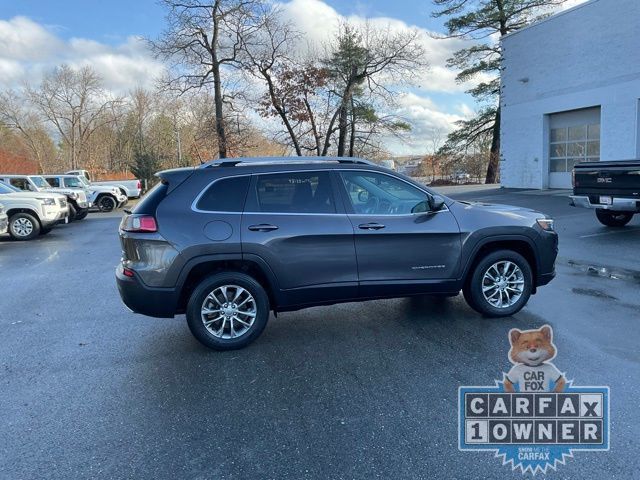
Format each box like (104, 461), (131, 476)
(358, 222), (385, 230)
(248, 224), (279, 232)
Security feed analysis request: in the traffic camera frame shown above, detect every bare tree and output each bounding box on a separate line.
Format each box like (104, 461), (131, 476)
(0, 89), (56, 171)
(27, 65), (122, 170)
(151, 0), (268, 159)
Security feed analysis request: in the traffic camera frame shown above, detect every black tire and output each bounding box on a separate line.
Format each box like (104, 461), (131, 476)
(75, 209), (89, 221)
(595, 209), (633, 227)
(68, 203), (77, 222)
(97, 195), (117, 212)
(463, 249), (533, 317)
(186, 272), (270, 351)
(9, 212), (40, 241)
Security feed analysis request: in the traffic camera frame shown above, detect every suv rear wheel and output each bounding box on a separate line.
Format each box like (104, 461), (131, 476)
(186, 272), (270, 350)
(595, 209), (633, 227)
(463, 250), (533, 317)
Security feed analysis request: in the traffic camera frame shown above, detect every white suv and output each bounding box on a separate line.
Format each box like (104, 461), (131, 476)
(0, 174), (89, 221)
(0, 181), (69, 240)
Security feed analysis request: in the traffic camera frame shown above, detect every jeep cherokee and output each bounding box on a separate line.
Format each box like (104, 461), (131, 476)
(116, 157), (558, 350)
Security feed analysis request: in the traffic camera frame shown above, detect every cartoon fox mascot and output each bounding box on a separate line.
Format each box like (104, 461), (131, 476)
(504, 325), (566, 393)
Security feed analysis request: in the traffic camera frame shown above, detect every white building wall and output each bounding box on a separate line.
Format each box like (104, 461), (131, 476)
(501, 0), (640, 189)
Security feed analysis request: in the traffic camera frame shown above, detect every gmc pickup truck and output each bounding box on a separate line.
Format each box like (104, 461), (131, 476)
(570, 159), (640, 226)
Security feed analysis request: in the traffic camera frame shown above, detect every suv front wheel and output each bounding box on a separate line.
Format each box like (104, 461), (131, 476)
(463, 250), (533, 317)
(186, 272), (270, 350)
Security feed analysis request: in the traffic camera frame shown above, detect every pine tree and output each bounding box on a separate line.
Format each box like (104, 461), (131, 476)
(433, 0), (567, 182)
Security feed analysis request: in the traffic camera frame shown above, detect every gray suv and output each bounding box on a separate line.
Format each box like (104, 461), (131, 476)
(116, 157), (558, 350)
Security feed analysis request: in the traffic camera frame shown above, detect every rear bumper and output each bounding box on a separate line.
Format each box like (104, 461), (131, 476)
(570, 195), (639, 212)
(115, 265), (178, 318)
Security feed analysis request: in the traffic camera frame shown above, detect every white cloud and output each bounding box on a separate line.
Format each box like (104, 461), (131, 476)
(279, 0), (469, 94)
(0, 17), (164, 92)
(275, 0), (478, 153)
(0, 4), (475, 155)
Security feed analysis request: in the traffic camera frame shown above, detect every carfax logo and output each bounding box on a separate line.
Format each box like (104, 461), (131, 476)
(458, 325), (609, 475)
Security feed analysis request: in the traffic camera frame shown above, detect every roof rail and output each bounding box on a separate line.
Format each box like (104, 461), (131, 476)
(199, 156), (377, 169)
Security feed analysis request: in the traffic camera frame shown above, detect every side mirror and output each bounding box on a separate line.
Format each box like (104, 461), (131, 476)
(429, 194), (446, 212)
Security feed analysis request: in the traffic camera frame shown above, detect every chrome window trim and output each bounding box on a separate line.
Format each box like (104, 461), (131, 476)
(191, 168), (449, 216)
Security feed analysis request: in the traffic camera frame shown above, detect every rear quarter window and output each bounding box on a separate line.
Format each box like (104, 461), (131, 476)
(196, 176), (250, 212)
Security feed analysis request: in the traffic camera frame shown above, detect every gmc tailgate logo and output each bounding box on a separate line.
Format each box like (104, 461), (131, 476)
(596, 177), (612, 183)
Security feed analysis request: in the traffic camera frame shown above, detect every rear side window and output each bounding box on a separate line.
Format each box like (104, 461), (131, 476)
(254, 171), (335, 213)
(45, 177), (60, 187)
(133, 182), (168, 215)
(196, 176), (250, 212)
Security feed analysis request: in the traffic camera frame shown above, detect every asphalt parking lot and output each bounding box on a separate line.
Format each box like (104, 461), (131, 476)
(1, 189), (639, 479)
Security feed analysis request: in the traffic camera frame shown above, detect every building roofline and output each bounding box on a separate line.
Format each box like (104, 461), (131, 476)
(502, 0), (600, 40)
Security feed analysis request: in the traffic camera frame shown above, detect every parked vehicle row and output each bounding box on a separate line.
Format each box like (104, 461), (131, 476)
(0, 172), (130, 241)
(67, 169), (142, 199)
(44, 174), (127, 213)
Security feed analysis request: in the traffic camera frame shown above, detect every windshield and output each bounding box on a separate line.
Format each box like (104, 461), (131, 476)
(78, 176), (91, 187)
(0, 181), (20, 194)
(29, 176), (52, 188)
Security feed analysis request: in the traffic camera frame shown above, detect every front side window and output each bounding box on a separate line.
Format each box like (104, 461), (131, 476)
(254, 171), (335, 214)
(339, 171), (428, 215)
(63, 177), (83, 188)
(196, 175), (250, 212)
(9, 178), (31, 191)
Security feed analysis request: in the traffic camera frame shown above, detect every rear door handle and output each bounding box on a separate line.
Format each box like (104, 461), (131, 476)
(248, 224), (279, 232)
(358, 222), (385, 230)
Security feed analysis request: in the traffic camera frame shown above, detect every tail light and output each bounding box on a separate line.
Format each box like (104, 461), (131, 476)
(137, 180), (141, 190)
(121, 214), (157, 232)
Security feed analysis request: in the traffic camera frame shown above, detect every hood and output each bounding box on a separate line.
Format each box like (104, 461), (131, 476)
(90, 184), (120, 194)
(45, 187), (83, 196)
(457, 201), (540, 214)
(450, 200), (550, 229)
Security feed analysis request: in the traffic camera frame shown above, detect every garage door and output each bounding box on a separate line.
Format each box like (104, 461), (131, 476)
(548, 107), (600, 188)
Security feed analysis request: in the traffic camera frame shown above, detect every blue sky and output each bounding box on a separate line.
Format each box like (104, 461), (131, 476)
(0, 0), (584, 154)
(1, 0), (446, 43)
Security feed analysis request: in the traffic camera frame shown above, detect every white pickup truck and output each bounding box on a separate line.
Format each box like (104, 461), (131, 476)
(66, 170), (142, 199)
(0, 181), (69, 240)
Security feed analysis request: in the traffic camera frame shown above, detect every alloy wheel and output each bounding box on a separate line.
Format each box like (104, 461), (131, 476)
(12, 218), (34, 237)
(481, 260), (525, 308)
(201, 285), (257, 339)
